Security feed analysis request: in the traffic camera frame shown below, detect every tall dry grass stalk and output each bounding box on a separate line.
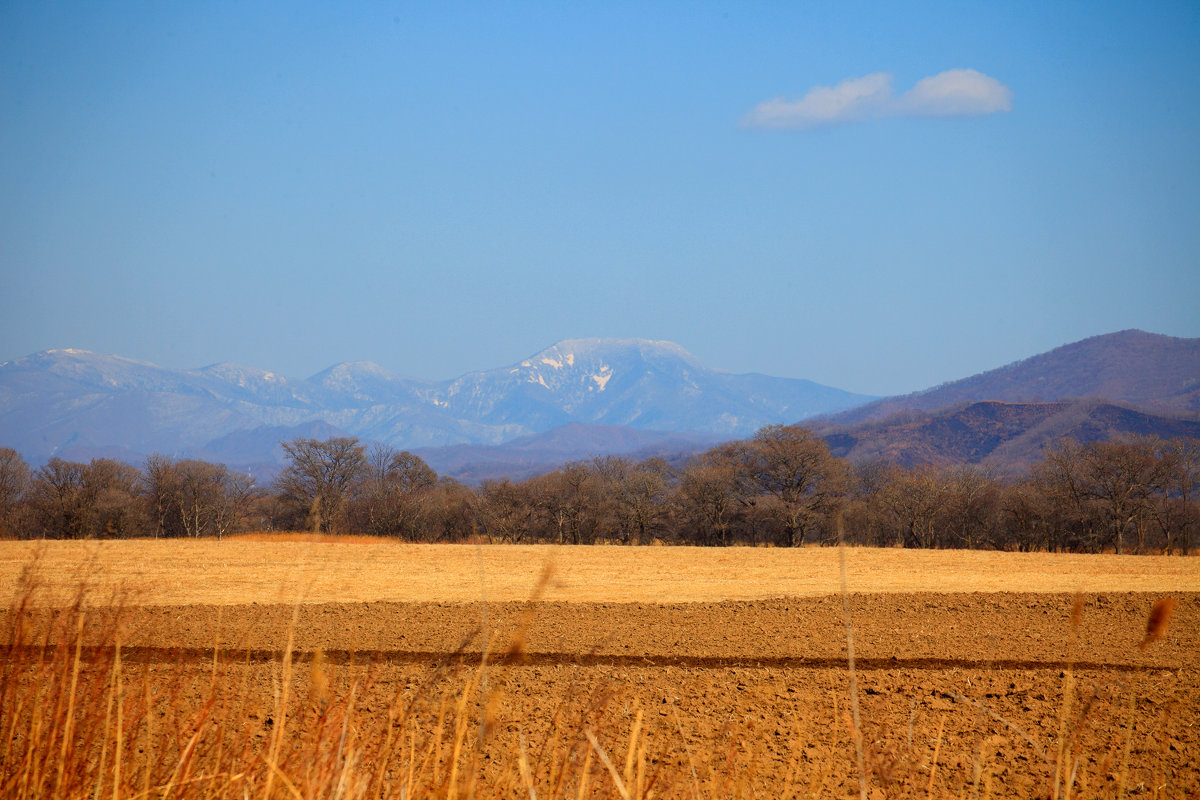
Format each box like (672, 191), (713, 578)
(7, 564), (805, 800)
(0, 585), (661, 799)
(835, 514), (868, 800)
(1115, 596), (1178, 800)
(1051, 595), (1084, 800)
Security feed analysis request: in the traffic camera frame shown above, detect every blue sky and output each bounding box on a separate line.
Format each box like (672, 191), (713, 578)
(2, 1), (1197, 396)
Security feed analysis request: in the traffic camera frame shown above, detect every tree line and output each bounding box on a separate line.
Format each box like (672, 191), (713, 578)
(1, 427), (1197, 553)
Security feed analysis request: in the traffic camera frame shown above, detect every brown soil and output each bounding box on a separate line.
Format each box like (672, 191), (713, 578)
(14, 591), (1198, 798)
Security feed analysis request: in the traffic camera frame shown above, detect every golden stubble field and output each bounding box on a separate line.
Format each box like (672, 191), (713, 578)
(2, 539), (1198, 799)
(3, 539), (1196, 605)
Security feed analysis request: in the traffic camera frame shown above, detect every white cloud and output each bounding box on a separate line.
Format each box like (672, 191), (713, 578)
(740, 72), (893, 130)
(895, 69), (1013, 117)
(742, 69), (1012, 130)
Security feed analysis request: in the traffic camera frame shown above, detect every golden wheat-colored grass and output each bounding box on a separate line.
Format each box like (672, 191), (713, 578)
(1, 588), (655, 800)
(0, 539), (1196, 606)
(227, 531), (393, 544)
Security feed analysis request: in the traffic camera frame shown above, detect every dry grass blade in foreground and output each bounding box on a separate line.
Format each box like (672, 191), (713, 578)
(1, 582), (643, 799)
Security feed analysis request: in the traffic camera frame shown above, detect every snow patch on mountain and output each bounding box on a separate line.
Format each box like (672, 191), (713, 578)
(591, 366), (613, 391)
(201, 362), (289, 387)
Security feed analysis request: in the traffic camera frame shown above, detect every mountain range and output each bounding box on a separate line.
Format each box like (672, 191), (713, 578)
(0, 339), (872, 472)
(2, 330), (1196, 481)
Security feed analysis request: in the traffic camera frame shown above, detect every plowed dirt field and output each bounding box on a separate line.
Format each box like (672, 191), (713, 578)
(3, 541), (1198, 798)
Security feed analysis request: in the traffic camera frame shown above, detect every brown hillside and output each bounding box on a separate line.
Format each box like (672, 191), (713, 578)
(815, 398), (1200, 471)
(828, 329), (1200, 425)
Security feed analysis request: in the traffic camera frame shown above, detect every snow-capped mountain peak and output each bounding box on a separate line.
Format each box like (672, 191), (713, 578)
(12, 349), (189, 392)
(531, 338), (703, 368)
(429, 338), (870, 433)
(0, 340), (876, 464)
(501, 339), (678, 399)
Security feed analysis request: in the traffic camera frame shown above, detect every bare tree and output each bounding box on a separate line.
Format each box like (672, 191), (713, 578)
(423, 478), (478, 542)
(212, 468), (257, 539)
(276, 437), (367, 533)
(737, 425), (848, 546)
(614, 458), (671, 545)
(945, 464), (998, 549)
(879, 465), (952, 549)
(89, 459), (145, 537)
(389, 451), (438, 492)
(143, 456), (257, 539)
(999, 479), (1053, 552)
(0, 448), (30, 538)
(579, 456), (671, 545)
(143, 454), (181, 538)
(1083, 437), (1169, 554)
(29, 458), (144, 539)
(479, 479), (539, 543)
(1159, 438), (1200, 553)
(1031, 439), (1096, 551)
(348, 446), (440, 538)
(528, 463), (598, 544)
(30, 459), (91, 539)
(677, 453), (744, 546)
(842, 459), (892, 547)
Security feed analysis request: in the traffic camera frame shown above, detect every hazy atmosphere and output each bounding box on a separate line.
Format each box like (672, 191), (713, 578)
(2, 1), (1198, 395)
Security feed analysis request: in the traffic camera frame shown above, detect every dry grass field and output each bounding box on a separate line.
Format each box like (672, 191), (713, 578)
(2, 538), (1196, 605)
(2, 539), (1198, 799)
